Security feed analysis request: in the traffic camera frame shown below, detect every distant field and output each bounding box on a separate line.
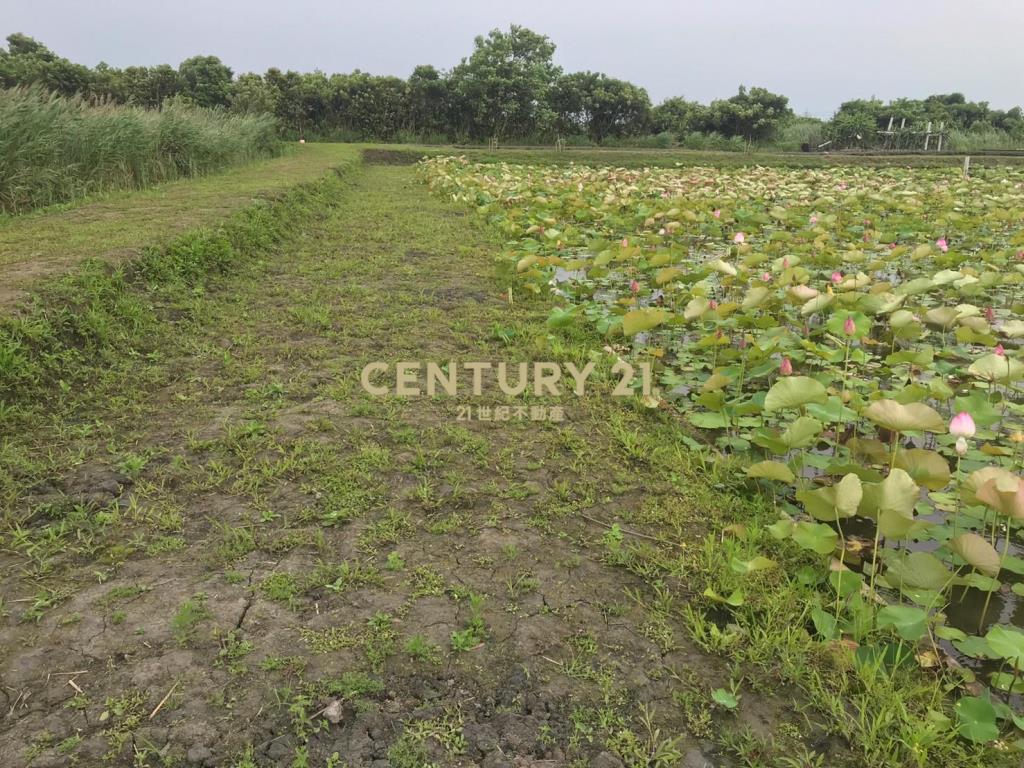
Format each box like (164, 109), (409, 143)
(0, 143), (357, 306)
(4, 140), (1019, 308)
(371, 143), (1024, 169)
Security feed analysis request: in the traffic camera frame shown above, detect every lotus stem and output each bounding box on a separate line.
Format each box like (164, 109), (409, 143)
(978, 529), (1011, 633)
(952, 454), (962, 537)
(834, 340), (851, 458)
(869, 519), (883, 597)
(834, 517), (848, 623)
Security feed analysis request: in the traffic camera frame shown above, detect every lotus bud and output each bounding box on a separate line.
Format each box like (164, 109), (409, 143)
(733, 232), (745, 244)
(831, 271), (842, 283)
(810, 215), (818, 225)
(843, 316), (857, 337)
(955, 436), (968, 456)
(995, 344), (1005, 356)
(949, 412), (976, 438)
(936, 238), (949, 253)
(621, 238), (629, 248)
(780, 357), (793, 376)
(713, 209), (721, 218)
(658, 228), (666, 235)
(630, 279), (640, 295)
(709, 299), (719, 310)
(984, 307), (995, 323)
(782, 257), (790, 269)
(738, 336), (748, 350)
(761, 272), (771, 282)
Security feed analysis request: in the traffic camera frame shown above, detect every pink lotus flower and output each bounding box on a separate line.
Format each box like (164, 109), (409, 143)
(843, 316), (857, 336)
(936, 238), (948, 252)
(780, 358), (793, 376)
(709, 299), (719, 310)
(831, 271), (843, 284)
(810, 215), (818, 225)
(838, 182), (847, 190)
(889, 243), (898, 250)
(713, 209), (721, 219)
(733, 232), (745, 244)
(761, 272), (771, 282)
(995, 344), (1006, 356)
(949, 411), (976, 438)
(630, 279), (640, 294)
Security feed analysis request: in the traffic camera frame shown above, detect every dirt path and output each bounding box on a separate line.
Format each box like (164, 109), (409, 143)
(0, 164), (799, 767)
(0, 145), (357, 309)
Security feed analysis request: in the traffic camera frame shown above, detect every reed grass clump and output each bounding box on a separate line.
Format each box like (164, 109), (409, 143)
(0, 85), (281, 213)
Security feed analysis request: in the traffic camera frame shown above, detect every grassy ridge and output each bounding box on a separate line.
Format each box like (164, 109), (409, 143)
(0, 154), (360, 428)
(0, 85), (281, 213)
(0, 144), (358, 307)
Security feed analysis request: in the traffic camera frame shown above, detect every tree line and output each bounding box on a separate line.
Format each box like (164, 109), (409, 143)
(2, 27), (1021, 148)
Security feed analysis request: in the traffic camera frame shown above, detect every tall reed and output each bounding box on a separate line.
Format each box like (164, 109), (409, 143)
(0, 85), (281, 213)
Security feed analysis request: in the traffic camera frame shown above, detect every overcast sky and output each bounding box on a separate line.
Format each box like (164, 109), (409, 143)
(4, 0), (1022, 118)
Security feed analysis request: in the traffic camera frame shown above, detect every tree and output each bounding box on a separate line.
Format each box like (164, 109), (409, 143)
(827, 101), (879, 147)
(448, 25), (560, 140)
(551, 72), (650, 141)
(651, 96), (706, 136)
(101, 64), (185, 108)
(705, 86), (793, 143)
(407, 65), (449, 136)
(4, 33), (54, 59)
(0, 33), (92, 96)
(329, 72), (407, 139)
(178, 55), (232, 108)
(88, 62), (125, 101)
(231, 72), (277, 115)
(264, 68), (306, 134)
(144, 65), (183, 107)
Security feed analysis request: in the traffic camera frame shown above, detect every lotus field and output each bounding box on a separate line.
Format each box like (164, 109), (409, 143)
(424, 156), (1024, 743)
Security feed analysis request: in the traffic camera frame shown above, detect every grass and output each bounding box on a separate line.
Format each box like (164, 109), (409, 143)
(0, 85), (280, 214)
(0, 150), (1019, 766)
(0, 142), (358, 307)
